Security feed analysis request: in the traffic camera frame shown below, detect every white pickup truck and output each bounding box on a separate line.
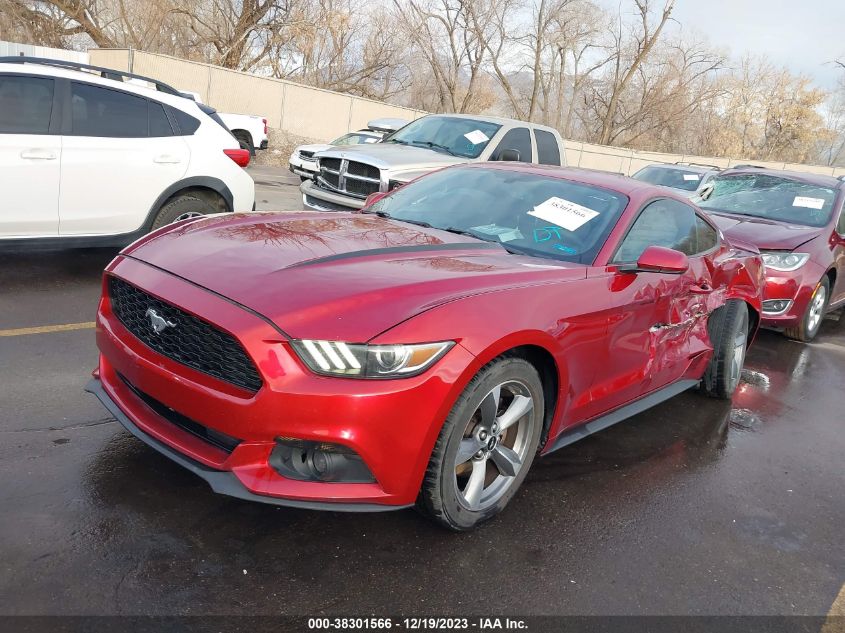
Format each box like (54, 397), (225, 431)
(179, 90), (268, 155)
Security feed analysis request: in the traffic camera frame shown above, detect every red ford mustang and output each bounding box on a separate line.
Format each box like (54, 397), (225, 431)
(87, 163), (764, 530)
(698, 167), (845, 341)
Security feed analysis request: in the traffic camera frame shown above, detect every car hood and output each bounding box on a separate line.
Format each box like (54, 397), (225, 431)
(315, 143), (467, 172)
(707, 212), (823, 250)
(125, 213), (585, 341)
(295, 143), (332, 154)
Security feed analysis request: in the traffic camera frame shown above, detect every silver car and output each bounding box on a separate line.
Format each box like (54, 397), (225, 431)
(301, 114), (567, 211)
(631, 162), (719, 198)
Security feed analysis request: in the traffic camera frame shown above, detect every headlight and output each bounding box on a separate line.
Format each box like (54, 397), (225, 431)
(760, 252), (810, 272)
(290, 340), (454, 378)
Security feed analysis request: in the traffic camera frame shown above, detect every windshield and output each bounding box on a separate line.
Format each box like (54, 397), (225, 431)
(633, 166), (706, 191)
(366, 166), (629, 264)
(699, 174), (837, 227)
(382, 116), (502, 158)
(331, 132), (380, 146)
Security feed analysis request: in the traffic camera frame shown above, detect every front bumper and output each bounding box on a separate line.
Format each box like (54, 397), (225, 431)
(759, 261), (825, 328)
(88, 256), (475, 509)
(288, 157), (317, 180)
(300, 179), (365, 211)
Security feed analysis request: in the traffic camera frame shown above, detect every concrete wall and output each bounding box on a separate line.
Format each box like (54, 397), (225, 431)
(87, 48), (845, 178)
(89, 49), (427, 138)
(0, 40), (89, 64)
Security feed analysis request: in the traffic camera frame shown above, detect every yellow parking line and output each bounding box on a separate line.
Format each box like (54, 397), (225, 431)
(821, 583), (845, 633)
(0, 322), (96, 337)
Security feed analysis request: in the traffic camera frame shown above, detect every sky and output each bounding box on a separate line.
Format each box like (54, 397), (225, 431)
(606, 0), (845, 89)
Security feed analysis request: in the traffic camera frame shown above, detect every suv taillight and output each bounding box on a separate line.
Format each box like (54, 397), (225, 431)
(224, 148), (250, 168)
(262, 118), (268, 134)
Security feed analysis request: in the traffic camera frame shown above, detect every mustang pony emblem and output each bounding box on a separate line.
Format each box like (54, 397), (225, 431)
(145, 308), (176, 334)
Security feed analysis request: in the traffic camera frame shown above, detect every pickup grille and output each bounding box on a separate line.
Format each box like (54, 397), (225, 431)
(318, 158), (381, 199)
(108, 277), (263, 394)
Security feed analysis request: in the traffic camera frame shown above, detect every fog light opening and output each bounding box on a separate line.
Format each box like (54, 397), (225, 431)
(762, 299), (793, 315)
(270, 438), (376, 483)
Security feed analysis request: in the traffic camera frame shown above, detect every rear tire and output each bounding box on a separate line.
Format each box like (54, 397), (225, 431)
(701, 300), (749, 400)
(418, 357), (544, 531)
(784, 277), (829, 342)
(233, 131), (255, 156)
(151, 195), (216, 230)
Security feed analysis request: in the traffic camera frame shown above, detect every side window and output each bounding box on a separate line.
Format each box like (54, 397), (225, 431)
(167, 106), (200, 136)
(837, 201), (845, 235)
(71, 83), (148, 137)
(149, 102), (174, 137)
(493, 127), (532, 162)
(696, 215), (719, 252)
(0, 75), (54, 135)
(534, 129), (561, 166)
(614, 199), (697, 262)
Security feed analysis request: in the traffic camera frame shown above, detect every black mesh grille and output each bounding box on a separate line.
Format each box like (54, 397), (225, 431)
(345, 178), (379, 197)
(347, 161), (379, 179)
(119, 373), (242, 454)
(108, 277), (263, 393)
(321, 157), (342, 171)
(321, 171), (341, 189)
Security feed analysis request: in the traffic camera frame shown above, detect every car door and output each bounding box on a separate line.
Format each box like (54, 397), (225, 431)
(586, 198), (717, 416)
(58, 82), (189, 236)
(0, 73), (61, 237)
(489, 127), (533, 162)
(831, 200), (845, 306)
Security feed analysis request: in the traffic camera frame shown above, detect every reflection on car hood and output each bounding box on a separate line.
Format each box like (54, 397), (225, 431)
(707, 211), (823, 250)
(315, 143), (467, 172)
(295, 143), (332, 154)
(124, 213), (586, 341)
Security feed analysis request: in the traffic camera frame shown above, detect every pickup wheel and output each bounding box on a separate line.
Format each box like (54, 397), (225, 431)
(701, 300), (749, 399)
(233, 131), (255, 156)
(417, 357), (544, 531)
(151, 195), (216, 230)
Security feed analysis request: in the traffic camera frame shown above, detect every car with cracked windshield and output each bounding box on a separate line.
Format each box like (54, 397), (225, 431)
(87, 163), (763, 530)
(697, 167), (845, 341)
(300, 113), (567, 211)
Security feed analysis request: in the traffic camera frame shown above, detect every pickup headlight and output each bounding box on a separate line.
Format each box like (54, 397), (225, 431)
(760, 252), (810, 272)
(291, 340), (454, 378)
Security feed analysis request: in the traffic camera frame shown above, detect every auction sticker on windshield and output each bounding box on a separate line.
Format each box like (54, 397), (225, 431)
(793, 196), (825, 209)
(528, 197), (600, 232)
(683, 174), (700, 181)
(464, 130), (490, 144)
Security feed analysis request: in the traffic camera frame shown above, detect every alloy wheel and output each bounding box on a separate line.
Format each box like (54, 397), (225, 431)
(807, 284), (826, 334)
(453, 380), (536, 512)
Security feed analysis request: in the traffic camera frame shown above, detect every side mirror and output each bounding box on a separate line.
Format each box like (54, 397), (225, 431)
(499, 149), (520, 162)
(363, 191), (389, 208)
(620, 246), (689, 275)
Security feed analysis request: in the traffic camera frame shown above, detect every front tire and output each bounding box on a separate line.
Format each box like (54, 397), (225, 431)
(151, 195), (216, 230)
(418, 357), (544, 531)
(785, 277), (829, 342)
(701, 300), (749, 399)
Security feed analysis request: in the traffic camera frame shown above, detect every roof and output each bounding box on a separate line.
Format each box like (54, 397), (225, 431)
(641, 163), (717, 174)
(419, 112), (560, 133)
(459, 162), (661, 197)
(719, 166), (844, 189)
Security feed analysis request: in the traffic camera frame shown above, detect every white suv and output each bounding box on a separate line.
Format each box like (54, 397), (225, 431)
(0, 57), (255, 247)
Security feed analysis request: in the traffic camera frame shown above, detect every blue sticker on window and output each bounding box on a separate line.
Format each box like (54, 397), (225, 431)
(553, 244), (578, 255)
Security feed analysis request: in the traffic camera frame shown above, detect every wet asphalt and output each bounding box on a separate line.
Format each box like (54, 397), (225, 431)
(1, 168), (844, 617)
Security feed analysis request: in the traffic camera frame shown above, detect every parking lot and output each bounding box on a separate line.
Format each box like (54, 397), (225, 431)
(0, 166), (843, 619)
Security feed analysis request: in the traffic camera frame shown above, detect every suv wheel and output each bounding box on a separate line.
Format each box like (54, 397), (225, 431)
(418, 357), (544, 531)
(785, 277), (830, 342)
(151, 195), (216, 230)
(233, 131), (255, 156)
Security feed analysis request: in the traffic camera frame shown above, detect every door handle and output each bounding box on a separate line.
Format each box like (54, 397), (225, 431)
(153, 154), (182, 164)
(689, 282), (713, 294)
(20, 149), (57, 160)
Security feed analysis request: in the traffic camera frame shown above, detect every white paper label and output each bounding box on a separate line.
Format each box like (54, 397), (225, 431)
(528, 197), (600, 232)
(683, 174), (700, 181)
(364, 138), (379, 143)
(792, 196), (824, 209)
(463, 129), (490, 144)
